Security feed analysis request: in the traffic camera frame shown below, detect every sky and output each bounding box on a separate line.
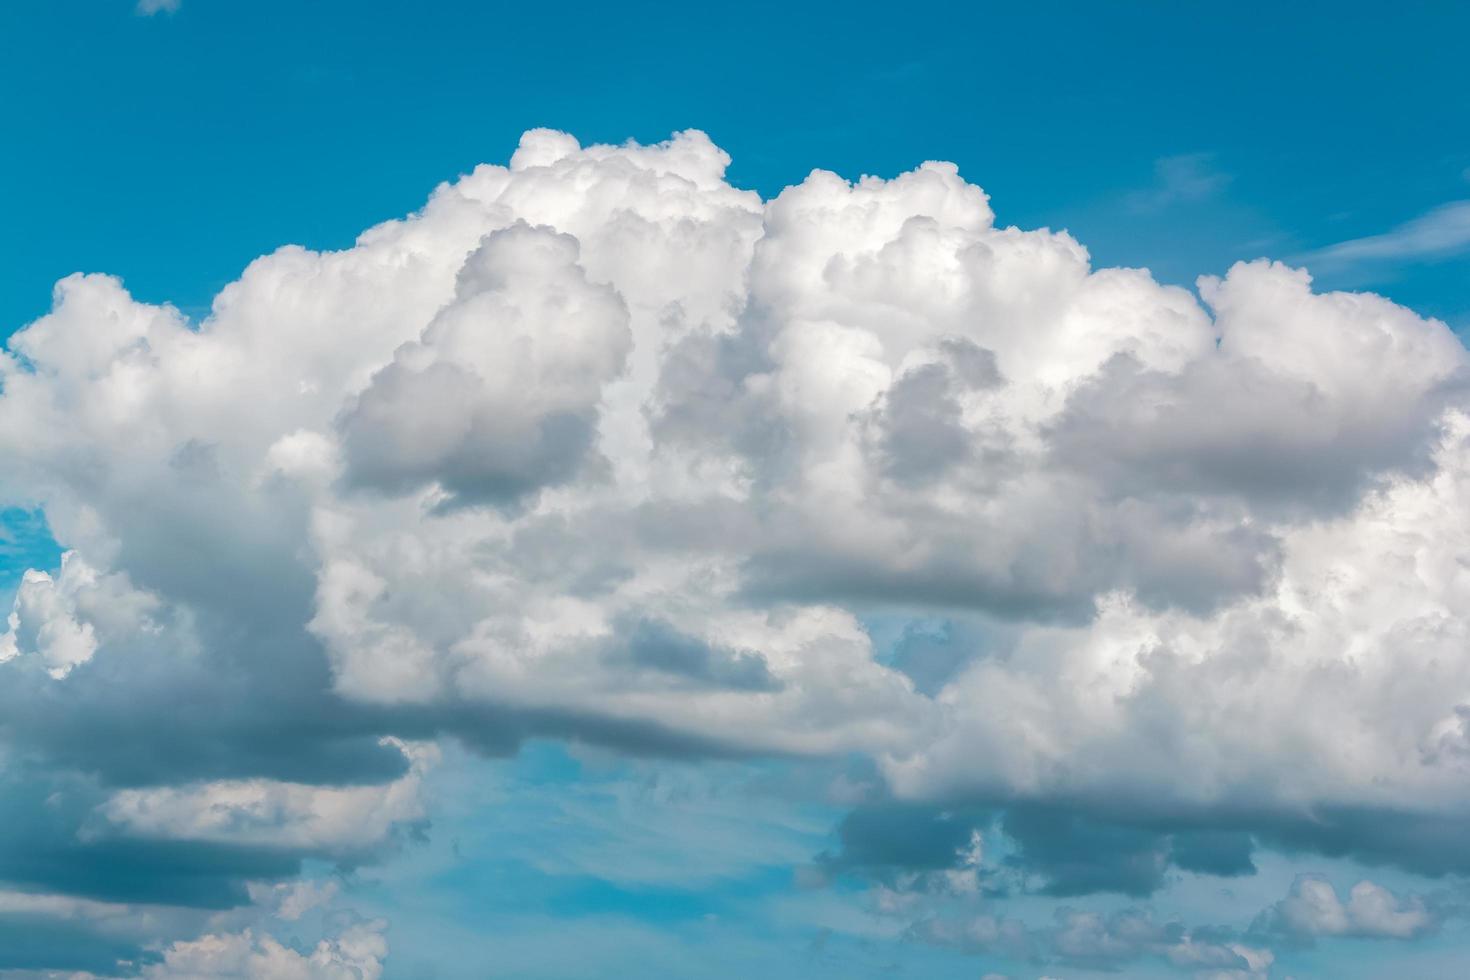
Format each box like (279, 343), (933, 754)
(3, 2), (1470, 978)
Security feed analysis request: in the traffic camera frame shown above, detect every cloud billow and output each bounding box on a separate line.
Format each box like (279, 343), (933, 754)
(3, 128), (1470, 971)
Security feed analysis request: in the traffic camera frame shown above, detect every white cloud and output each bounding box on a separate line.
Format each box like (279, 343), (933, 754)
(1268, 876), (1435, 940)
(918, 904), (1273, 978)
(245, 879), (340, 922)
(143, 920), (387, 980)
(0, 551), (160, 677)
(1305, 199), (1470, 269)
(0, 888), (146, 924)
(136, 0), (180, 15)
(3, 127), (1470, 894)
(99, 739), (438, 852)
(0, 886), (223, 961)
(338, 221), (633, 510)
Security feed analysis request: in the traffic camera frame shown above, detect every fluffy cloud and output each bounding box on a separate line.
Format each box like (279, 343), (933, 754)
(1051, 908), (1271, 976)
(98, 739), (437, 853)
(915, 905), (1273, 978)
(884, 414), (1470, 824)
(338, 222), (633, 509)
(5, 128), (1470, 971)
(143, 920), (387, 980)
(0, 552), (160, 677)
(1261, 876), (1436, 940)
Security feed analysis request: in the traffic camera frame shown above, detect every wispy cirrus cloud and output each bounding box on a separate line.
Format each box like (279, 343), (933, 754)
(1304, 199), (1470, 270)
(1126, 152), (1231, 212)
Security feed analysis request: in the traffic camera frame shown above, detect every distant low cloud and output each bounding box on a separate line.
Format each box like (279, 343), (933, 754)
(1258, 876), (1437, 941)
(916, 904), (1273, 978)
(136, 0), (180, 15)
(1304, 199), (1470, 269)
(143, 920), (387, 979)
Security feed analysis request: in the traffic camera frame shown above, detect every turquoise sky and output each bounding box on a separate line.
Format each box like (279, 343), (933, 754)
(6, 1), (1469, 334)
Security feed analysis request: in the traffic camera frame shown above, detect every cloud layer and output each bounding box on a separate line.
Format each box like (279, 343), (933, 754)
(3, 128), (1470, 972)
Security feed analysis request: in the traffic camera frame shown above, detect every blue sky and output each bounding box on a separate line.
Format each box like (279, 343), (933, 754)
(5, 0), (1470, 333)
(4, 3), (1470, 979)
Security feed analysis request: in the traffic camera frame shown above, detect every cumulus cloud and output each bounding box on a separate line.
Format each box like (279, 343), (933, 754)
(820, 803), (1257, 899)
(99, 739), (438, 853)
(915, 904), (1272, 978)
(5, 127), (1470, 971)
(1052, 908), (1271, 976)
(0, 551), (160, 677)
(1260, 876), (1436, 941)
(339, 221), (632, 510)
(143, 920), (387, 980)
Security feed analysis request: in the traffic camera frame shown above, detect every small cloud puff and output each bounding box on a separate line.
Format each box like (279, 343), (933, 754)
(1261, 876), (1436, 941)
